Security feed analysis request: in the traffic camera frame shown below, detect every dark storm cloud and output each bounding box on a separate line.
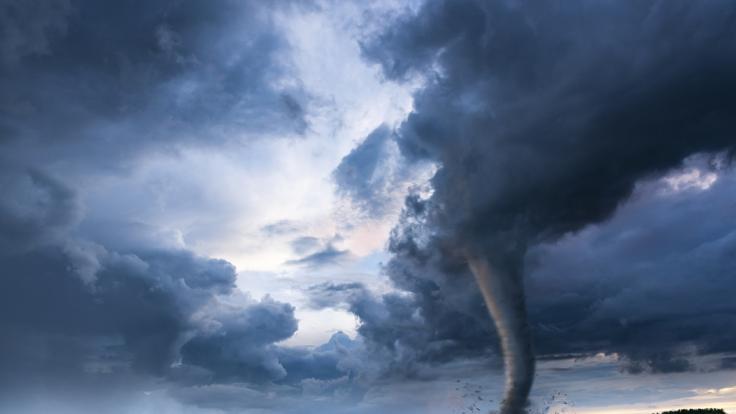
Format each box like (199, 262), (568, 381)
(307, 282), (366, 310)
(721, 357), (736, 370)
(0, 243), (234, 382)
(0, 230), (328, 403)
(180, 296), (298, 383)
(0, 0), (328, 401)
(0, 168), (336, 408)
(525, 166), (736, 372)
(0, 1), (415, 412)
(308, 275), (494, 375)
(0, 166), (81, 253)
(0, 2), (367, 407)
(277, 331), (361, 384)
(0, 164), (368, 412)
(0, 0), (308, 170)
(0, 0), (71, 65)
(363, 0), (736, 249)
(341, 0), (736, 403)
(178, 331), (365, 411)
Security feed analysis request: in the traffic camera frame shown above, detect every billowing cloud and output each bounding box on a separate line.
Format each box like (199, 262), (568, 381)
(0, 243), (235, 381)
(0, 0), (308, 171)
(181, 296), (299, 383)
(0, 1), (367, 409)
(0, 167), (357, 410)
(4, 0), (736, 413)
(526, 159), (736, 372)
(349, 0), (736, 410)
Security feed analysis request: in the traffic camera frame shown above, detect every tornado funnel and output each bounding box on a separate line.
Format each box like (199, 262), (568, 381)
(466, 254), (535, 414)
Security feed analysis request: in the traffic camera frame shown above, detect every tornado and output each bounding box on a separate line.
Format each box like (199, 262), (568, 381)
(466, 253), (535, 414)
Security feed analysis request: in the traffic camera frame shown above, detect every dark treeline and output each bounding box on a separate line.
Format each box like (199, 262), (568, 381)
(657, 409), (726, 414)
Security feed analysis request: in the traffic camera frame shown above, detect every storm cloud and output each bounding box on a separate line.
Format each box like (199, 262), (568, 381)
(0, 0), (351, 410)
(4, 0), (736, 413)
(333, 0), (736, 410)
(0, 164), (359, 409)
(526, 159), (736, 372)
(0, 0), (308, 171)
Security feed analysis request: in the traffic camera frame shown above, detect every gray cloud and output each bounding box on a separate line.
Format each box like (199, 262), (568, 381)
(0, 0), (308, 172)
(285, 244), (350, 269)
(278, 331), (363, 385)
(180, 296), (298, 383)
(0, 166), (350, 411)
(332, 122), (433, 220)
(260, 220), (307, 238)
(0, 244), (233, 381)
(289, 236), (321, 255)
(308, 276), (493, 377)
(0, 0), (72, 65)
(4, 0), (736, 412)
(0, 166), (81, 254)
(352, 1), (736, 410)
(334, 125), (399, 218)
(525, 164), (736, 372)
(0, 160), (372, 413)
(285, 234), (351, 269)
(0, 1), (403, 412)
(335, 163), (736, 378)
(0, 220), (339, 410)
(0, 2), (373, 410)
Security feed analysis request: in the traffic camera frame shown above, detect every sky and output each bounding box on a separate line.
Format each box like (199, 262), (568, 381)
(1, 1), (736, 413)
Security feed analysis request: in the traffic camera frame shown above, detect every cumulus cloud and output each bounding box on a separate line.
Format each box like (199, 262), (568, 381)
(0, 161), (372, 410)
(181, 296), (299, 383)
(0, 190), (354, 412)
(1, 244), (229, 379)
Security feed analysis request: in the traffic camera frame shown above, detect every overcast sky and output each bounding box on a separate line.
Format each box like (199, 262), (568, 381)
(1, 1), (736, 413)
